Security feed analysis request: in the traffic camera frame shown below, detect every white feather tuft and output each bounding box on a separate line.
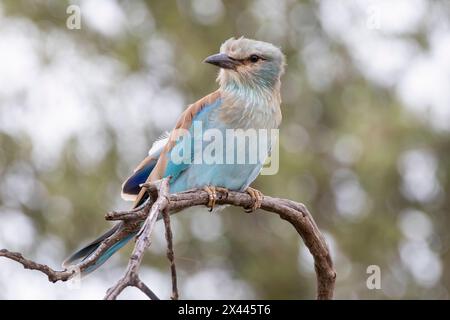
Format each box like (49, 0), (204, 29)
(148, 131), (170, 156)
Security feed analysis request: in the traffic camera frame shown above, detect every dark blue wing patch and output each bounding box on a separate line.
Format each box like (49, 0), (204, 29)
(122, 158), (157, 196)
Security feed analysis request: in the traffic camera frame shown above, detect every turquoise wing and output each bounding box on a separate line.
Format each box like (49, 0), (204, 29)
(164, 97), (222, 182)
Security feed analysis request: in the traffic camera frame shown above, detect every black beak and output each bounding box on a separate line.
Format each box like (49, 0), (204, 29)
(203, 53), (239, 70)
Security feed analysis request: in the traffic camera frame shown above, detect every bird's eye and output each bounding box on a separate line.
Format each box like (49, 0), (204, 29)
(249, 54), (260, 63)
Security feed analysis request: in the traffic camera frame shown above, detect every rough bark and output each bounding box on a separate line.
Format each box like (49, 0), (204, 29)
(1, 181), (336, 300)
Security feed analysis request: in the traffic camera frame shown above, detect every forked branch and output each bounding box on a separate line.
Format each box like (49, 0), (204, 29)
(1, 181), (336, 299)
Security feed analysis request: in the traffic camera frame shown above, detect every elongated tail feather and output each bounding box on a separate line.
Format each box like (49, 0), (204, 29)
(63, 136), (168, 273)
(81, 233), (136, 275)
(63, 224), (120, 267)
(63, 223), (137, 275)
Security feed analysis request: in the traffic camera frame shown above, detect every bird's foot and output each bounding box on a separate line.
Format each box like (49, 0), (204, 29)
(244, 187), (264, 213)
(203, 186), (229, 212)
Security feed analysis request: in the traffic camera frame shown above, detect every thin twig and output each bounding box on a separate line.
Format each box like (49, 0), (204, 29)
(0, 249), (74, 282)
(134, 276), (160, 300)
(104, 178), (170, 300)
(162, 207), (178, 300)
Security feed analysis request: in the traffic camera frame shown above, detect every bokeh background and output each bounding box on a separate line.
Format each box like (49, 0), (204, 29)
(0, 0), (449, 299)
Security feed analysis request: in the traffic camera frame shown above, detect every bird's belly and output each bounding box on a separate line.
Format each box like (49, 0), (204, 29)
(170, 163), (259, 193)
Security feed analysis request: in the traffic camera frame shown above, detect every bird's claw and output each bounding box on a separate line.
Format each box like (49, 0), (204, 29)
(244, 187), (264, 212)
(216, 187), (229, 199)
(203, 186), (217, 211)
(203, 186), (229, 212)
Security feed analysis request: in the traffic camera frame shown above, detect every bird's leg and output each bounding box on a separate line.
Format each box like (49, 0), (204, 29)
(203, 186), (229, 211)
(244, 187), (264, 213)
(203, 185), (217, 212)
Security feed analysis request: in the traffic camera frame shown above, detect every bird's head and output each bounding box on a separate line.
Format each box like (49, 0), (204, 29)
(204, 37), (285, 93)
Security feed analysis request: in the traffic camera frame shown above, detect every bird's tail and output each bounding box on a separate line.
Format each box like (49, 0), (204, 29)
(63, 171), (155, 275)
(63, 135), (167, 275)
(62, 223), (136, 276)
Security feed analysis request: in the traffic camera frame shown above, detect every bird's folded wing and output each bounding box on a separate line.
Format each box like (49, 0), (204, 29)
(122, 90), (221, 208)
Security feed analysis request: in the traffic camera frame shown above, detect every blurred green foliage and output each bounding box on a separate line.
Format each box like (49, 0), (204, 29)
(0, 0), (449, 299)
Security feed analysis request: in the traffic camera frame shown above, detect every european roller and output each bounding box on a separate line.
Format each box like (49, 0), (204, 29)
(63, 37), (286, 274)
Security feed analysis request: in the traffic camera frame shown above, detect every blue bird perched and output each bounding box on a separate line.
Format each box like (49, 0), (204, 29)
(63, 37), (286, 274)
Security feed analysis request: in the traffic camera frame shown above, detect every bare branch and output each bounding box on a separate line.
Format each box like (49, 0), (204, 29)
(104, 178), (170, 300)
(0, 249), (74, 282)
(134, 277), (160, 300)
(162, 206), (178, 300)
(1, 185), (336, 300)
(106, 189), (336, 300)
